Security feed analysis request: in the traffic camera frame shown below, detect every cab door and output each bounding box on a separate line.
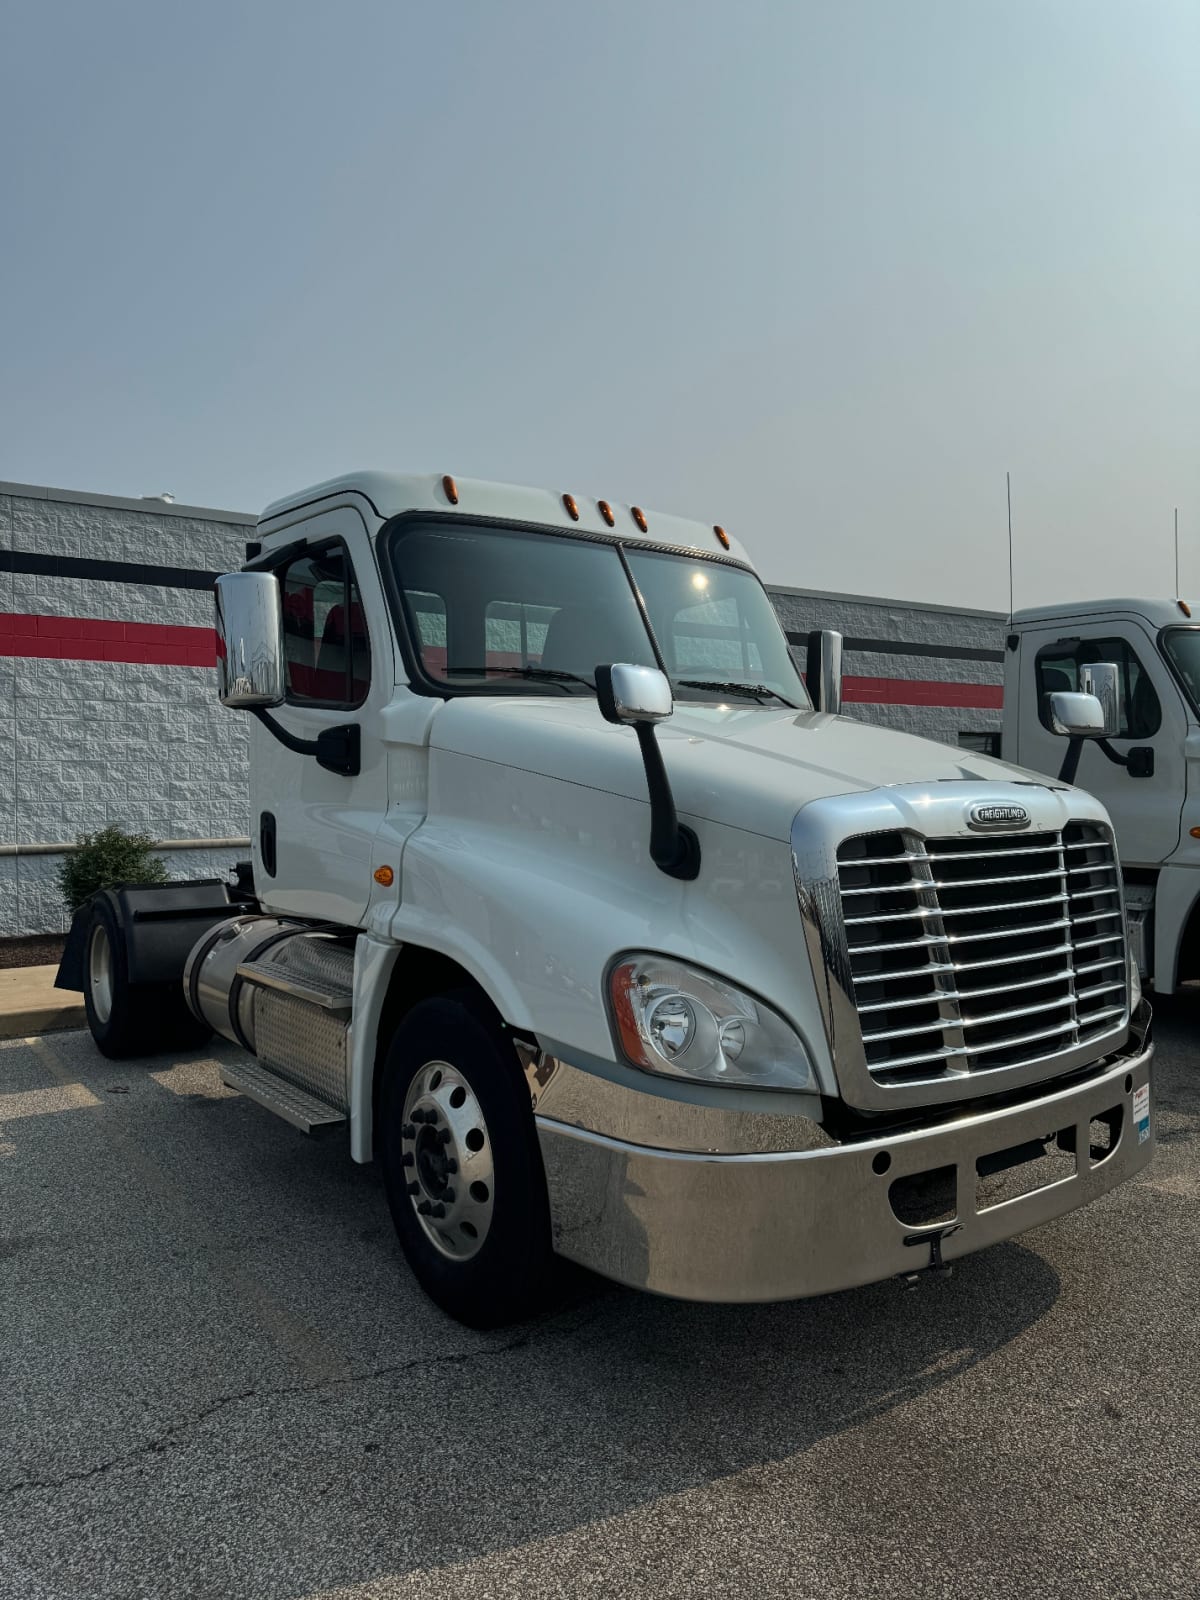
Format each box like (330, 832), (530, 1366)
(1014, 619), (1185, 867)
(250, 507), (389, 924)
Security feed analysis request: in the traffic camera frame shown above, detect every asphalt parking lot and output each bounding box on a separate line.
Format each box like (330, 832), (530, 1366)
(2, 1005), (1199, 1600)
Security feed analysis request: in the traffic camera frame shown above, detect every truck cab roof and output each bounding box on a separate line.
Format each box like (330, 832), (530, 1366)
(1010, 597), (1196, 631)
(258, 471), (752, 568)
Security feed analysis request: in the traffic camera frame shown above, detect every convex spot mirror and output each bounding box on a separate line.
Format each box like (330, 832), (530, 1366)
(1048, 662), (1121, 740)
(215, 572), (285, 709)
(595, 663), (674, 726)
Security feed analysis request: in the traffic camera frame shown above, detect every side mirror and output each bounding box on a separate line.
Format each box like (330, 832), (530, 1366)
(215, 572), (285, 708)
(595, 663), (698, 881)
(805, 629), (843, 714)
(1080, 663), (1120, 736)
(594, 662), (673, 725)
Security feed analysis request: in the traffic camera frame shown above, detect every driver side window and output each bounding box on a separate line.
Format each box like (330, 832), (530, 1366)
(278, 544), (371, 708)
(1035, 636), (1161, 740)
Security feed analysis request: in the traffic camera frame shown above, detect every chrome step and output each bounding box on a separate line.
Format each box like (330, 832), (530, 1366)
(220, 1058), (347, 1135)
(236, 959), (353, 1017)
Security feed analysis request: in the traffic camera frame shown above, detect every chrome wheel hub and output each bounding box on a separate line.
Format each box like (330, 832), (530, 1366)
(401, 1062), (495, 1261)
(88, 924), (114, 1025)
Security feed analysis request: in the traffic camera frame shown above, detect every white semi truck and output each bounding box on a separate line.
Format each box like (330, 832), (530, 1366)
(57, 473), (1154, 1325)
(1004, 598), (1200, 998)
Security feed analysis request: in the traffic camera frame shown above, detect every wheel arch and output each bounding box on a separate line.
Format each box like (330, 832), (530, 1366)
(350, 939), (517, 1164)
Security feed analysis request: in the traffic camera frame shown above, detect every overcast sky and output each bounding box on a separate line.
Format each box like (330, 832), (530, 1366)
(1, 1), (1196, 608)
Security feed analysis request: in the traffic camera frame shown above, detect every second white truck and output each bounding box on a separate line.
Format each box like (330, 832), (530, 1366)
(57, 473), (1154, 1325)
(1004, 597), (1200, 996)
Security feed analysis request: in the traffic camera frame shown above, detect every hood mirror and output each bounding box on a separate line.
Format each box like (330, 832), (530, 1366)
(596, 663), (699, 881)
(1050, 660), (1123, 784)
(594, 662), (674, 725)
(1047, 690), (1108, 739)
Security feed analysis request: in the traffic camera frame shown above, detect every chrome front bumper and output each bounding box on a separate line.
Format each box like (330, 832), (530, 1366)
(535, 1034), (1154, 1303)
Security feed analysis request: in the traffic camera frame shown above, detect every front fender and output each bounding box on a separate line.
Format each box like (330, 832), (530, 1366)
(383, 752), (832, 1093)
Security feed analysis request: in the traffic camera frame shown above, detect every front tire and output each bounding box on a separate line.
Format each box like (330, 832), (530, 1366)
(379, 991), (553, 1327)
(83, 898), (212, 1059)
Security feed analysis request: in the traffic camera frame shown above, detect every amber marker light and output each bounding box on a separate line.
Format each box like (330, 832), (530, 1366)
(442, 474), (459, 505)
(714, 524), (731, 550)
(562, 492), (580, 521)
(1179, 600), (1192, 617)
(1191, 828), (1200, 840)
(598, 500), (615, 527)
(373, 865), (395, 887)
(631, 506), (648, 533)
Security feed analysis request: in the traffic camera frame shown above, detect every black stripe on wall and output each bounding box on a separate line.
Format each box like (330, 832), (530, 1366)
(1, 550), (220, 592)
(784, 630), (1003, 664)
(1, 548), (1006, 661)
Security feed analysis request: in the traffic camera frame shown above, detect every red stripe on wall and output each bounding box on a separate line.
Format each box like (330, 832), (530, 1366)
(0, 612), (1004, 709)
(0, 613), (217, 668)
(843, 675), (1003, 710)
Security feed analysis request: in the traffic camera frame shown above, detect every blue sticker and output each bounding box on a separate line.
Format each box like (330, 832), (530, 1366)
(1133, 1082), (1151, 1145)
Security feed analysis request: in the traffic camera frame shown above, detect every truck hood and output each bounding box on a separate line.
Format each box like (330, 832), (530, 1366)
(430, 697), (1044, 842)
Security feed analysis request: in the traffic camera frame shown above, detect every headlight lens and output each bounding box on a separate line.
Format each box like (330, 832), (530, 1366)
(608, 954), (817, 1092)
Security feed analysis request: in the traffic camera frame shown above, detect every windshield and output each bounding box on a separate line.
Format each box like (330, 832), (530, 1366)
(388, 520), (809, 708)
(1161, 627), (1200, 715)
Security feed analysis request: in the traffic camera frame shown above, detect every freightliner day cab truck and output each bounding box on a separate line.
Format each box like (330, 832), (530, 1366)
(57, 474), (1154, 1326)
(1004, 598), (1200, 998)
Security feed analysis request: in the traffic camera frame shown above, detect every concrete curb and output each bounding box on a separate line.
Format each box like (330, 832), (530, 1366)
(0, 965), (86, 1040)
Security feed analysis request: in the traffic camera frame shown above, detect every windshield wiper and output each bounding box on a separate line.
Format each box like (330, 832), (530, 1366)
(675, 678), (798, 707)
(443, 666), (596, 690)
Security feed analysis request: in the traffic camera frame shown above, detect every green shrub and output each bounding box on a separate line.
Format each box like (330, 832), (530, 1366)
(56, 824), (168, 912)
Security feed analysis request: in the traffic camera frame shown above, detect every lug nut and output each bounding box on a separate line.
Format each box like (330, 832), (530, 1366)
(430, 1203), (446, 1219)
(402, 1152), (413, 1167)
(410, 1109), (426, 1125)
(425, 1109), (439, 1126)
(437, 1127), (451, 1145)
(442, 1188), (455, 1204)
(417, 1200), (432, 1215)
(445, 1159), (458, 1174)
(406, 1181), (419, 1196)
(401, 1122), (416, 1138)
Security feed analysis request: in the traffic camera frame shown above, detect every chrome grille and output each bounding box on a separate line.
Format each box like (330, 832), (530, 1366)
(836, 823), (1127, 1087)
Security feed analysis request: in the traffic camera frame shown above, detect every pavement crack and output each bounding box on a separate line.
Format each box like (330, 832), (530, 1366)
(3, 1330), (539, 1498)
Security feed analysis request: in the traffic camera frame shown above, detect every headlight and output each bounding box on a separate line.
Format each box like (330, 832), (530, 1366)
(608, 953), (817, 1093)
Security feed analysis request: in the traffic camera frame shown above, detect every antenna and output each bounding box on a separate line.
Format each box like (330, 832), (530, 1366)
(1175, 506), (1180, 596)
(1006, 470), (1014, 626)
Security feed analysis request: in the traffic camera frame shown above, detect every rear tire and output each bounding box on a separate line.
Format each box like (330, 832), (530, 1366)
(379, 990), (554, 1328)
(83, 898), (212, 1059)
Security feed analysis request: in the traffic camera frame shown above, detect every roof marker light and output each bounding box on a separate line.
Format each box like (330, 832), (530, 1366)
(562, 492), (580, 521)
(442, 474), (459, 505)
(1179, 600), (1192, 617)
(598, 500), (615, 527)
(631, 506), (648, 534)
(714, 524), (730, 550)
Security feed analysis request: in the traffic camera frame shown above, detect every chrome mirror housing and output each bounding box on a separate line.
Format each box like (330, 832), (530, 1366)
(1048, 690), (1108, 738)
(1080, 663), (1120, 737)
(595, 663), (674, 726)
(805, 629), (843, 714)
(215, 572), (286, 709)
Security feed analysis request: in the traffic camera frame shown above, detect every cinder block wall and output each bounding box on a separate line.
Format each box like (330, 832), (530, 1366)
(768, 586), (1006, 746)
(1, 479), (1007, 936)
(1, 482), (253, 936)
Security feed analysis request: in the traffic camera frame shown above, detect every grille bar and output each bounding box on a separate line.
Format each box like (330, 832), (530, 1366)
(836, 821), (1128, 1088)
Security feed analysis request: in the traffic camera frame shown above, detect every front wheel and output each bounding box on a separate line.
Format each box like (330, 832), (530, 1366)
(379, 992), (553, 1327)
(83, 898), (212, 1059)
